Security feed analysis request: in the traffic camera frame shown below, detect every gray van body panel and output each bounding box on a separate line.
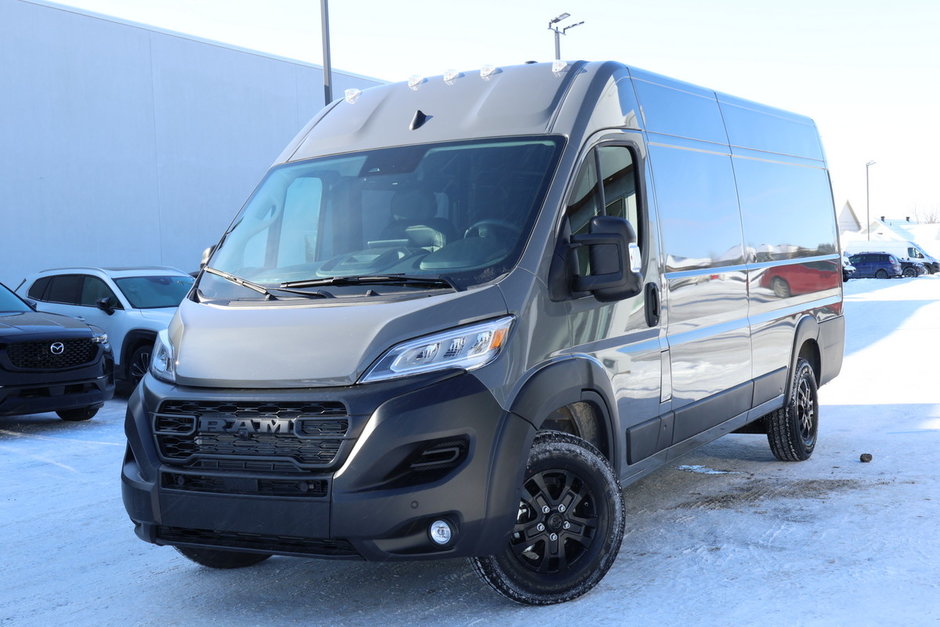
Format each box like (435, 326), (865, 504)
(175, 59), (841, 470)
(122, 60), (843, 567)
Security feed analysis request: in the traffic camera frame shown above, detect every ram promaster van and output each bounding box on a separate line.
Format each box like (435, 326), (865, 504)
(122, 61), (844, 605)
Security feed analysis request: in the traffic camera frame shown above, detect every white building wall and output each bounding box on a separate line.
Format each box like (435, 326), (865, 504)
(0, 0), (382, 287)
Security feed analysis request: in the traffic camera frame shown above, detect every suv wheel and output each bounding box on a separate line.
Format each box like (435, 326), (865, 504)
(875, 269), (889, 279)
(128, 344), (152, 386)
(471, 431), (624, 605)
(56, 406), (99, 421)
(767, 358), (819, 461)
(175, 546), (271, 569)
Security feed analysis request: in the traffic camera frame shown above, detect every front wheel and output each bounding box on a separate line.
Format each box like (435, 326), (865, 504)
(902, 266), (916, 277)
(175, 546), (271, 569)
(470, 431), (624, 605)
(767, 358), (819, 461)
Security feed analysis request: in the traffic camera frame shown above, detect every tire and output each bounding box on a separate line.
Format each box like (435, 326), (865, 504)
(767, 358), (819, 461)
(770, 277), (791, 298)
(127, 344), (152, 387)
(56, 406), (99, 421)
(875, 269), (889, 279)
(175, 546), (271, 569)
(470, 431), (624, 605)
(902, 267), (916, 278)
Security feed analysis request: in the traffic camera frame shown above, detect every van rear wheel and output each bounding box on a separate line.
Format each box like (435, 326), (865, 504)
(470, 431), (624, 605)
(875, 269), (889, 279)
(767, 358), (819, 461)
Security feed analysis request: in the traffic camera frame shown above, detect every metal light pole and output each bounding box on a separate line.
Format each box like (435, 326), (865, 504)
(865, 160), (876, 241)
(548, 13), (583, 60)
(321, 0), (333, 106)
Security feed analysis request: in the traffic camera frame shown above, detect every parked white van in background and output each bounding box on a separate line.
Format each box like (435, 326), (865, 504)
(122, 60), (844, 605)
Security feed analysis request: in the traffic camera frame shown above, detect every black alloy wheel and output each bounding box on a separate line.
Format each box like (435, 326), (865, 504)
(767, 357), (819, 461)
(128, 344), (152, 386)
(471, 431), (624, 605)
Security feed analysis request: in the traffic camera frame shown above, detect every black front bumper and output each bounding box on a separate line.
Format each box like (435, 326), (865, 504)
(122, 371), (534, 561)
(0, 360), (114, 417)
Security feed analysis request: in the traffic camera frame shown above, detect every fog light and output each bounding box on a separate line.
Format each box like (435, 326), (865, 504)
(429, 520), (453, 545)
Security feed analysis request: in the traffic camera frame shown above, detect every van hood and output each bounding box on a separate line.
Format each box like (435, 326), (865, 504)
(170, 287), (508, 388)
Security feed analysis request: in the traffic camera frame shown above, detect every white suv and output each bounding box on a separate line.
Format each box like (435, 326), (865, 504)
(17, 267), (193, 389)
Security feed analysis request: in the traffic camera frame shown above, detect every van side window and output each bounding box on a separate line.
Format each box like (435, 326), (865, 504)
(597, 146), (640, 238)
(566, 145), (641, 273)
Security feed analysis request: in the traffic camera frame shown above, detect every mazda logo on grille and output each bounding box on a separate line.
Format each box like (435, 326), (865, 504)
(49, 342), (65, 355)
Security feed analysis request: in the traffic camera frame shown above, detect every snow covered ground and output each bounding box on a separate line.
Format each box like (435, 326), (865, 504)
(1, 277), (939, 625)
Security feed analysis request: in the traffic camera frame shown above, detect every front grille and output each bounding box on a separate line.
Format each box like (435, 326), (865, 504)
(157, 526), (361, 558)
(154, 400), (351, 469)
(6, 338), (97, 370)
(188, 459), (301, 474)
(161, 471), (329, 498)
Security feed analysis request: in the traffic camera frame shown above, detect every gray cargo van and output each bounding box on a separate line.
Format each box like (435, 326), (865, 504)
(122, 60), (844, 605)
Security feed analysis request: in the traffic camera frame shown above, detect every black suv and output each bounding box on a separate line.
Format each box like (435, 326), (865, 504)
(0, 283), (114, 420)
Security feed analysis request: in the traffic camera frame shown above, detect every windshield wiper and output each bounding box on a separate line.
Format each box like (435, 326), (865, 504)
(204, 267), (278, 300)
(281, 274), (458, 291)
(203, 267), (334, 299)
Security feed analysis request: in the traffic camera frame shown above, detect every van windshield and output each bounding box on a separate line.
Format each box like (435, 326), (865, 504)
(200, 137), (564, 300)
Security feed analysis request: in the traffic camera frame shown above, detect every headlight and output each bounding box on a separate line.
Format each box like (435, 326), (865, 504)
(88, 325), (108, 344)
(149, 330), (176, 384)
(361, 316), (514, 383)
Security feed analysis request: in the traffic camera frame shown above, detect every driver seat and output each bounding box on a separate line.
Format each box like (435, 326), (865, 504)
(380, 190), (456, 251)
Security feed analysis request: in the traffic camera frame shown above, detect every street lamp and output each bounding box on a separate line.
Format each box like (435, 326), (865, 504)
(321, 0), (333, 106)
(866, 160), (876, 241)
(548, 13), (584, 60)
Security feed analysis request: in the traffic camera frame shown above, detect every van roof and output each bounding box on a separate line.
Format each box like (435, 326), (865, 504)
(278, 60), (825, 166)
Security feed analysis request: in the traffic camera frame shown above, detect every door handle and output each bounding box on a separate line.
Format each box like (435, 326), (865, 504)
(644, 283), (660, 327)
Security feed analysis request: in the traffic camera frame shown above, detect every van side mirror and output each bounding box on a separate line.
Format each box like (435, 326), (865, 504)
(200, 245), (215, 270)
(571, 216), (642, 302)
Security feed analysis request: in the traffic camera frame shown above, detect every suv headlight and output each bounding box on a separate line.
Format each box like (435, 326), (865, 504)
(88, 325), (109, 345)
(361, 316), (514, 383)
(150, 330), (176, 384)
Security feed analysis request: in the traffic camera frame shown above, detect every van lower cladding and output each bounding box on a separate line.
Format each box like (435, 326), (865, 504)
(121, 60), (844, 605)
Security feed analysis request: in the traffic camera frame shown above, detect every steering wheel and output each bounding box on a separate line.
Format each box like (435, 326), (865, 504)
(464, 219), (522, 240)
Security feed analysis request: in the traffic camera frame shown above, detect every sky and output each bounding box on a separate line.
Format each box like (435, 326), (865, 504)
(42, 0), (940, 222)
